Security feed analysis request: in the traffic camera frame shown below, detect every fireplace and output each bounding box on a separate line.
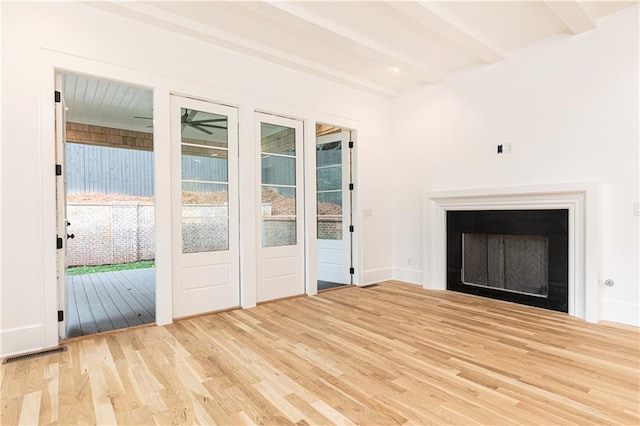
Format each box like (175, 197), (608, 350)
(447, 210), (568, 312)
(423, 183), (602, 322)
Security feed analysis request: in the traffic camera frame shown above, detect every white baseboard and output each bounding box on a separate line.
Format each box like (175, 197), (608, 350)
(361, 268), (393, 285)
(0, 324), (43, 358)
(600, 299), (640, 327)
(392, 267), (423, 285)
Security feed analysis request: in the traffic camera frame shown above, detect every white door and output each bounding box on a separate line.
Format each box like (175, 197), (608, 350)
(171, 96), (240, 317)
(256, 113), (305, 302)
(316, 132), (351, 285)
(55, 74), (68, 339)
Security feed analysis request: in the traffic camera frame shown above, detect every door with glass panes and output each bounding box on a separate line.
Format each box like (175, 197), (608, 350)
(171, 96), (239, 317)
(316, 131), (351, 285)
(256, 113), (305, 302)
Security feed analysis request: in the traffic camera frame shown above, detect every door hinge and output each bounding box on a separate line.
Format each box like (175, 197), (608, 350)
(349, 183), (354, 191)
(349, 267), (355, 275)
(58, 310), (64, 322)
(349, 225), (354, 233)
(348, 141), (354, 149)
(56, 236), (63, 249)
(54, 91), (61, 103)
(55, 164), (62, 176)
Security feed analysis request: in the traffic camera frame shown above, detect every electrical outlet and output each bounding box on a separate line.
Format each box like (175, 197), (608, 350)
(505, 143), (513, 153)
(363, 209), (373, 217)
(497, 144), (503, 154)
(634, 202), (640, 216)
(407, 257), (412, 266)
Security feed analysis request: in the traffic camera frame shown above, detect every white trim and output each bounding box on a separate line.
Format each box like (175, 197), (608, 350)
(0, 325), (43, 358)
(601, 299), (640, 327)
(363, 268), (393, 285)
(305, 119), (318, 296)
(423, 182), (602, 323)
(392, 267), (423, 285)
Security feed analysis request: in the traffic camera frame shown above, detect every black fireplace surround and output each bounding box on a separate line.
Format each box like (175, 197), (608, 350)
(447, 209), (569, 312)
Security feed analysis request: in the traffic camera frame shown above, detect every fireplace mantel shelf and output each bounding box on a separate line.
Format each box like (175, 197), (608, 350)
(423, 182), (602, 322)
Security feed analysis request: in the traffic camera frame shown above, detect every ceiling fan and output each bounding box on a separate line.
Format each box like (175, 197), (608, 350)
(134, 109), (227, 135)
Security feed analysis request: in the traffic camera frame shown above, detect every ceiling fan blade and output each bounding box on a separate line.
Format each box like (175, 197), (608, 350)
(197, 123), (227, 130)
(186, 109), (198, 122)
(190, 123), (213, 135)
(190, 118), (227, 124)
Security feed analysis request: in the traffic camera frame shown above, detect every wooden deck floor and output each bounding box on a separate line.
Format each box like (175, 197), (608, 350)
(2, 281), (638, 425)
(66, 268), (155, 338)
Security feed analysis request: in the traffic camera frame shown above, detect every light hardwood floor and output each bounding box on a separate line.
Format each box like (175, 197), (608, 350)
(1, 281), (639, 425)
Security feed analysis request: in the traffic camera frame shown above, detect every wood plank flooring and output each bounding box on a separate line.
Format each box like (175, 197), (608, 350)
(66, 268), (155, 338)
(2, 280), (639, 425)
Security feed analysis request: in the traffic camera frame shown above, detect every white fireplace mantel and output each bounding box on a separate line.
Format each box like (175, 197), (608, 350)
(423, 182), (602, 323)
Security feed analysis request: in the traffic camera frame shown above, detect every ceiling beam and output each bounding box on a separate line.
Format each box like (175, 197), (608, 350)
(544, 1), (596, 34)
(265, 0), (444, 84)
(387, 1), (506, 64)
(83, 1), (400, 98)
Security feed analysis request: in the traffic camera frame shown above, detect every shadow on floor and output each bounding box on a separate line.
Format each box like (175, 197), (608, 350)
(318, 280), (349, 291)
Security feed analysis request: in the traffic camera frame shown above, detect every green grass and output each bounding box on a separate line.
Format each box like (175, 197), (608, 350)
(67, 260), (155, 276)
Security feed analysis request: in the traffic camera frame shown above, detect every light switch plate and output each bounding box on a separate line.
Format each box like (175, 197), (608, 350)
(634, 202), (640, 216)
(363, 209), (373, 218)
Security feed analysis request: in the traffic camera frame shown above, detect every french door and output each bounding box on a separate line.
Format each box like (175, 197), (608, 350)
(316, 131), (352, 285)
(171, 96), (240, 317)
(256, 113), (305, 302)
(55, 74), (68, 338)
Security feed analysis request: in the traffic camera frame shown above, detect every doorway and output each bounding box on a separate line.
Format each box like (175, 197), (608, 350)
(56, 72), (156, 339)
(315, 124), (353, 291)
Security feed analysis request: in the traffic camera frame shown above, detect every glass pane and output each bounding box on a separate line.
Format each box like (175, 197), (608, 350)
(317, 192), (342, 215)
(181, 108), (228, 148)
(262, 219), (296, 247)
(261, 186), (296, 216)
(317, 166), (341, 191)
(182, 182), (228, 253)
(317, 216), (342, 240)
(261, 185), (296, 248)
(182, 147), (228, 182)
(317, 141), (341, 167)
(261, 155), (295, 186)
(261, 123), (295, 155)
(182, 217), (229, 253)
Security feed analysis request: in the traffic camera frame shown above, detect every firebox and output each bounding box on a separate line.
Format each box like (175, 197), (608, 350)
(447, 209), (568, 312)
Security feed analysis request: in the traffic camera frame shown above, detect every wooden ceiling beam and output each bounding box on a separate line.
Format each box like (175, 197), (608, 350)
(544, 1), (596, 34)
(265, 0), (445, 84)
(387, 1), (506, 65)
(88, 1), (400, 98)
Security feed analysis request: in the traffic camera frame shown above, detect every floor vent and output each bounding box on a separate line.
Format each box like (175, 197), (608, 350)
(2, 346), (67, 364)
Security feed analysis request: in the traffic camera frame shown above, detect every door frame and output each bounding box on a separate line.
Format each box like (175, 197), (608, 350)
(42, 54), (173, 348)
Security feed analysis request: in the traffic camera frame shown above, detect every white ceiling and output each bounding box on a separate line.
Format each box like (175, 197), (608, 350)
(65, 1), (637, 131)
(86, 0), (638, 98)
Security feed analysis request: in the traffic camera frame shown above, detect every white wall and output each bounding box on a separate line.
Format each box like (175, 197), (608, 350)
(391, 6), (640, 326)
(0, 2), (393, 356)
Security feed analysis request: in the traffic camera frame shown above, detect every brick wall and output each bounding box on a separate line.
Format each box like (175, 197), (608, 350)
(66, 203), (155, 267)
(67, 204), (345, 266)
(317, 217), (343, 240)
